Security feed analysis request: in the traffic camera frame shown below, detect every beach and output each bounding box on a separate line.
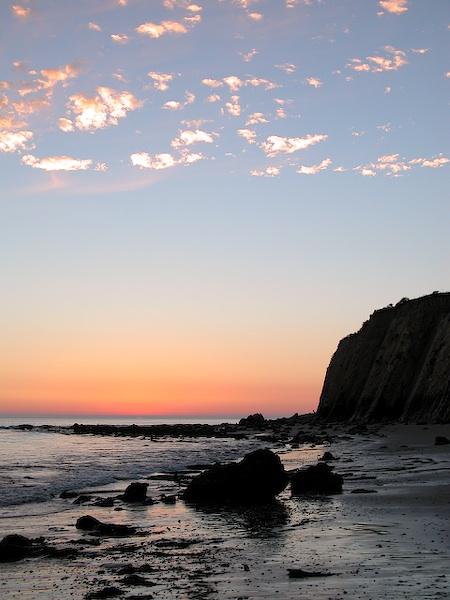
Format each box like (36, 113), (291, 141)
(1, 421), (449, 599)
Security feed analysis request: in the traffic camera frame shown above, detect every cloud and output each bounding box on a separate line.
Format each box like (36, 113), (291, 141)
(67, 87), (141, 131)
(224, 95), (241, 116)
(58, 117), (75, 132)
(251, 166), (280, 177)
(275, 63), (296, 74)
(202, 78), (223, 88)
(261, 133), (328, 156)
(379, 0), (408, 14)
(223, 76), (244, 92)
(348, 46), (407, 73)
(111, 34), (129, 44)
(0, 130), (33, 153)
(12, 5), (30, 18)
(248, 12), (263, 20)
(297, 158), (332, 174)
(88, 22), (101, 32)
(246, 77), (279, 90)
(130, 152), (176, 170)
(410, 155), (449, 169)
(241, 49), (258, 62)
(148, 72), (174, 91)
(306, 77), (322, 88)
(237, 128), (257, 144)
(12, 99), (50, 115)
(171, 129), (216, 148)
(21, 154), (94, 171)
(206, 94), (221, 103)
(162, 91), (195, 110)
(130, 150), (205, 170)
(136, 20), (188, 38)
(246, 112), (268, 125)
(355, 153), (449, 177)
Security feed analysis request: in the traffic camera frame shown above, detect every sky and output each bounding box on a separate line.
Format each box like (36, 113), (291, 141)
(0, 0), (449, 417)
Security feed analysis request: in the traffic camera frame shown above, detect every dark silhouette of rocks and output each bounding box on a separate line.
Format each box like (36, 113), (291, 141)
(76, 515), (135, 537)
(287, 568), (333, 579)
(435, 436), (450, 446)
(0, 534), (77, 562)
(319, 451), (336, 462)
(238, 413), (266, 428)
(183, 448), (288, 504)
(318, 293), (450, 423)
(290, 462), (343, 495)
(119, 482), (148, 503)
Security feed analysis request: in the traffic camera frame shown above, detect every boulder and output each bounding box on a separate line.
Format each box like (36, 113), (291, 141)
(0, 534), (34, 562)
(76, 515), (135, 537)
(238, 413), (266, 429)
(319, 451), (336, 462)
(120, 482), (148, 503)
(184, 448), (288, 504)
(435, 436), (450, 446)
(291, 462), (343, 495)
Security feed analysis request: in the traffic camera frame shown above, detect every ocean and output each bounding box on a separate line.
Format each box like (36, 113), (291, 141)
(0, 416), (261, 518)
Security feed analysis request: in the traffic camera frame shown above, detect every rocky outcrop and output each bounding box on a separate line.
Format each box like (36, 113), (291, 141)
(183, 448), (288, 504)
(317, 293), (450, 423)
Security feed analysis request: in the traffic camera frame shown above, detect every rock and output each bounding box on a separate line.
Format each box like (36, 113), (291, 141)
(291, 462), (343, 495)
(73, 495), (94, 504)
(184, 448), (288, 504)
(160, 494), (177, 504)
(0, 534), (34, 562)
(319, 451), (336, 461)
(288, 568), (333, 578)
(93, 497), (115, 507)
(290, 432), (329, 446)
(120, 482), (148, 503)
(238, 413), (266, 428)
(435, 436), (450, 446)
(351, 488), (377, 494)
(317, 292), (450, 423)
(59, 490), (78, 499)
(121, 574), (156, 587)
(76, 515), (135, 537)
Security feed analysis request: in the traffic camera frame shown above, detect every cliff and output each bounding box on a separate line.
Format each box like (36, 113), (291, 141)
(317, 292), (450, 423)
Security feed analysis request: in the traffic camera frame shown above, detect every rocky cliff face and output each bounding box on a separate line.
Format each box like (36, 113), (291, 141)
(317, 293), (450, 423)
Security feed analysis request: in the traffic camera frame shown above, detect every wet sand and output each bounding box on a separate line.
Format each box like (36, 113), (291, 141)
(1, 424), (449, 599)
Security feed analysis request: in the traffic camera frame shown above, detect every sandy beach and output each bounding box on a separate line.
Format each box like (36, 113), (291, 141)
(1, 422), (449, 599)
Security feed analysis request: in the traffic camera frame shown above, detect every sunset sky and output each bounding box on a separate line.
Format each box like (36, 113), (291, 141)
(0, 0), (449, 417)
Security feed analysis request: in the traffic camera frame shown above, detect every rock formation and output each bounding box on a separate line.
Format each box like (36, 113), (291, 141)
(317, 293), (450, 423)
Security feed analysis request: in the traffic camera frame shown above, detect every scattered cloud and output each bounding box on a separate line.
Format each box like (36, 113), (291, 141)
(261, 133), (328, 156)
(171, 129), (216, 148)
(356, 153), (449, 177)
(21, 154), (94, 171)
(241, 49), (258, 62)
(148, 72), (174, 91)
(237, 128), (257, 144)
(12, 5), (30, 18)
(131, 152), (176, 170)
(248, 12), (263, 21)
(224, 95), (241, 116)
(111, 34), (129, 44)
(136, 20), (188, 38)
(88, 22), (101, 32)
(306, 77), (322, 88)
(67, 87), (141, 131)
(348, 46), (407, 73)
(246, 112), (268, 125)
(275, 63), (296, 74)
(58, 117), (75, 132)
(0, 130), (33, 153)
(162, 91), (195, 110)
(297, 158), (332, 174)
(378, 0), (408, 15)
(251, 166), (280, 177)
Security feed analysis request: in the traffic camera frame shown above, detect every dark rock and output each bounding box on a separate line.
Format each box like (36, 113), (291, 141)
(288, 568), (333, 579)
(121, 574), (156, 587)
(85, 586), (124, 599)
(290, 432), (329, 446)
(238, 413), (266, 429)
(319, 451), (336, 461)
(0, 534), (34, 562)
(317, 292), (450, 423)
(76, 515), (135, 537)
(59, 490), (78, 499)
(160, 494), (177, 504)
(291, 462), (343, 495)
(184, 448), (288, 504)
(435, 436), (450, 446)
(93, 497), (115, 507)
(120, 482), (148, 503)
(73, 495), (94, 505)
(351, 488), (377, 494)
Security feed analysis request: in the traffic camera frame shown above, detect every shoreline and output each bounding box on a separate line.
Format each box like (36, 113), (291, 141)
(1, 423), (449, 599)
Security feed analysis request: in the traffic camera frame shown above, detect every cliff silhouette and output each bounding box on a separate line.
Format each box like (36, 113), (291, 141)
(317, 292), (450, 423)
